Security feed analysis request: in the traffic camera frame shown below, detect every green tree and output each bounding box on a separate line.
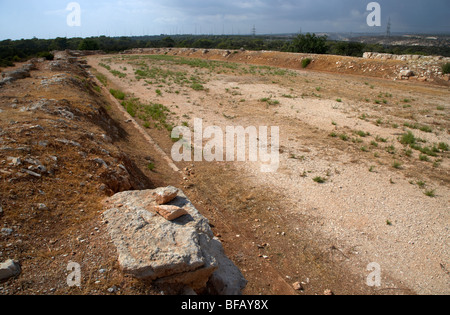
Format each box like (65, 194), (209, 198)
(78, 38), (99, 50)
(290, 33), (328, 54)
(50, 37), (68, 51)
(161, 36), (175, 48)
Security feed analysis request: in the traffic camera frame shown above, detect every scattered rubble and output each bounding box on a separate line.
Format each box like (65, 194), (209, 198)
(363, 52), (450, 81)
(0, 60), (37, 87)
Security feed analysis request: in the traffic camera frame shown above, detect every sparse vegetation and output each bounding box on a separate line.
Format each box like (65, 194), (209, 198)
(403, 122), (433, 133)
(96, 73), (108, 86)
(110, 88), (126, 100)
(191, 83), (205, 91)
(313, 176), (326, 184)
(442, 63), (450, 75)
(301, 58), (312, 68)
(424, 189), (436, 197)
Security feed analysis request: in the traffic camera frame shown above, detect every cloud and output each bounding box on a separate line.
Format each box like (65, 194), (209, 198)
(1, 0), (449, 39)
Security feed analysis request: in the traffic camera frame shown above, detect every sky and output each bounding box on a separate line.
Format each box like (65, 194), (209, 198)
(0, 0), (449, 40)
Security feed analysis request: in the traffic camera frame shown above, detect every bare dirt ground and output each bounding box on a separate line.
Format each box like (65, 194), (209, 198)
(87, 49), (449, 295)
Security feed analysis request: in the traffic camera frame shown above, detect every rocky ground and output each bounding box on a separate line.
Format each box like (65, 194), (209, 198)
(0, 54), (164, 294)
(88, 48), (449, 295)
(1, 48), (449, 295)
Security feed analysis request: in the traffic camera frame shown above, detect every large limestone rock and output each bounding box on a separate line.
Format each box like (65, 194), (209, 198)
(103, 187), (247, 294)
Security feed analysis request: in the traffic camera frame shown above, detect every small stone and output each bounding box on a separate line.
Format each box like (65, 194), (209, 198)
(0, 259), (21, 280)
(324, 289), (334, 296)
(37, 204), (48, 211)
(1, 228), (13, 236)
(293, 282), (304, 291)
(107, 286), (117, 293)
(153, 186), (179, 205)
(7, 157), (21, 166)
(23, 169), (41, 178)
(153, 205), (188, 221)
(101, 134), (112, 143)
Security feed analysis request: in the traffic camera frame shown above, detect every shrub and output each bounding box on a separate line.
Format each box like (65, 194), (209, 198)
(400, 131), (416, 146)
(37, 52), (54, 60)
(442, 63), (450, 75)
(301, 58), (312, 68)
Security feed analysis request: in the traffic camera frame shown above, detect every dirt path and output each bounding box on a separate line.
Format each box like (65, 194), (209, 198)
(87, 51), (449, 295)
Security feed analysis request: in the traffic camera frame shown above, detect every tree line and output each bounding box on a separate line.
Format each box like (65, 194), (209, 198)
(2, 33), (449, 68)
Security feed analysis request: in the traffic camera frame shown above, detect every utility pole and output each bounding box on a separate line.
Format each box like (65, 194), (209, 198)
(252, 25), (256, 37)
(386, 17), (391, 38)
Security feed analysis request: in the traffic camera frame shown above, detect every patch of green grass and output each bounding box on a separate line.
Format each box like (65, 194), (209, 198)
(142, 102), (171, 129)
(336, 98), (342, 102)
(419, 154), (430, 162)
(121, 98), (139, 117)
(99, 63), (111, 70)
(147, 163), (155, 171)
(416, 181), (426, 188)
(410, 144), (438, 157)
(259, 97), (280, 106)
(438, 142), (449, 152)
(359, 113), (368, 121)
(386, 145), (396, 155)
(110, 69), (127, 78)
(399, 131), (416, 146)
(110, 88), (125, 100)
(191, 83), (205, 91)
(313, 176), (326, 184)
(392, 161), (402, 169)
(356, 130), (370, 137)
(96, 73), (108, 86)
(339, 134), (349, 141)
(403, 122), (433, 133)
(424, 189), (436, 197)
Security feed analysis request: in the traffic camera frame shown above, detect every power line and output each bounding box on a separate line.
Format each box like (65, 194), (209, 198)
(386, 17), (391, 38)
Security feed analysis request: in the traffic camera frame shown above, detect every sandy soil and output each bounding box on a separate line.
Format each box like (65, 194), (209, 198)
(87, 50), (449, 295)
